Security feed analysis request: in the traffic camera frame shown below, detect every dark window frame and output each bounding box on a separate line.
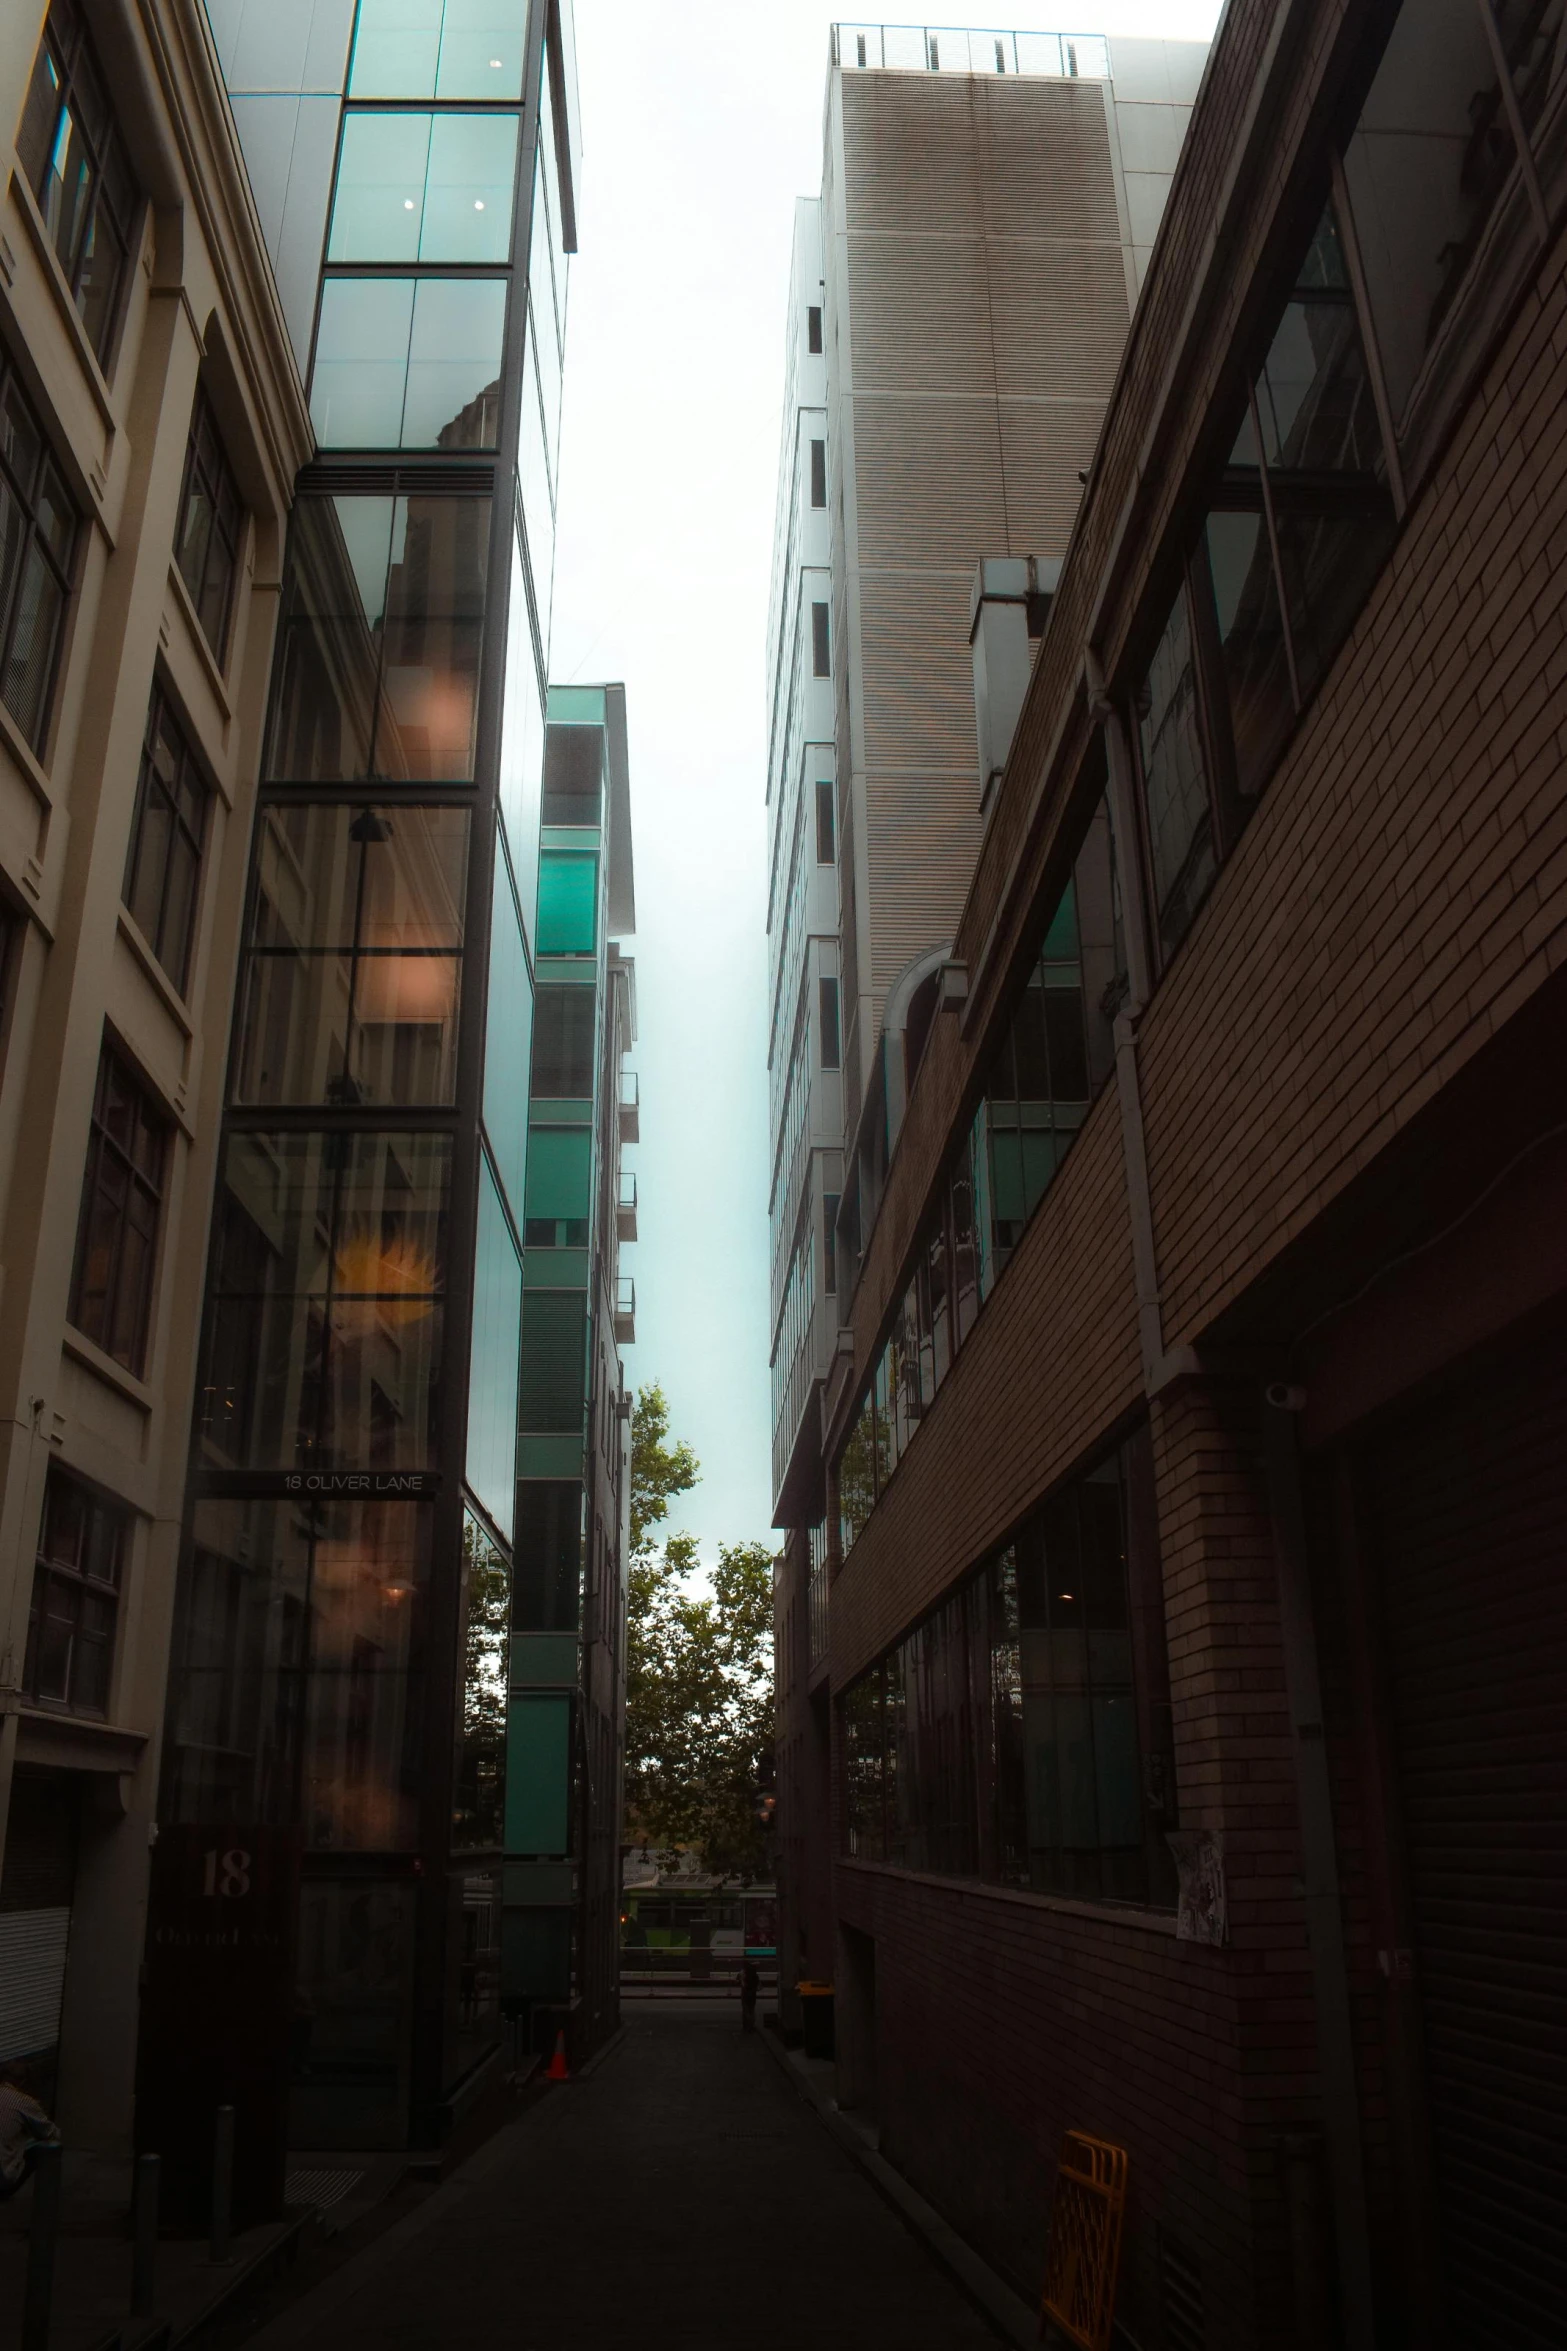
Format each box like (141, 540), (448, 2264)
(810, 601), (830, 678)
(806, 305), (823, 354)
(67, 1042), (170, 1376)
(24, 1467), (129, 1718)
(16, 0), (140, 369)
(814, 776), (835, 865)
(122, 682), (211, 992)
(0, 349), (80, 756)
(174, 385), (245, 664)
(809, 437), (826, 507)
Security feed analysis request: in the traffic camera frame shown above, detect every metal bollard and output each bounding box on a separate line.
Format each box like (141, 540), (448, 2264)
(209, 2106), (234, 2265)
(131, 2151), (160, 2317)
(22, 2140), (62, 2351)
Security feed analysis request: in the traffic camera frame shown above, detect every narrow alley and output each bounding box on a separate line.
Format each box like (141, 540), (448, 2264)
(239, 2012), (1005, 2351)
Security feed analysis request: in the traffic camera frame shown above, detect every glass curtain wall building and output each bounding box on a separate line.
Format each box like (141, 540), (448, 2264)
(145, 0), (604, 2153)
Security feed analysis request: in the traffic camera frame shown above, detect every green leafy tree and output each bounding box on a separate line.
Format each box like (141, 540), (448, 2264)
(624, 1386), (775, 1881)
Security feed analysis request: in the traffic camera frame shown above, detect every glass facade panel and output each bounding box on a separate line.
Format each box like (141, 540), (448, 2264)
(198, 1131), (449, 1472)
(517, 334), (556, 639)
(164, 1495), (432, 1850)
(348, 0), (528, 101)
(466, 1155), (521, 1537)
(379, 493), (490, 779)
(454, 1515), (508, 1848)
(327, 111), (517, 264)
(531, 984), (595, 1097)
(236, 804), (467, 1108)
(497, 523), (544, 926)
(482, 837), (533, 1217)
(513, 1481), (581, 1631)
(1200, 509), (1294, 799)
(310, 278), (414, 448)
(536, 851), (596, 953)
(523, 1125), (590, 1221)
(312, 277), (509, 455)
(1135, 583), (1215, 963)
(292, 1879), (416, 2146)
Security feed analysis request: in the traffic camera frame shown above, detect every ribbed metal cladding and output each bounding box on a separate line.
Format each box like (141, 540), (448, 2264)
(1362, 1325), (1567, 2348)
(836, 65), (1129, 1046)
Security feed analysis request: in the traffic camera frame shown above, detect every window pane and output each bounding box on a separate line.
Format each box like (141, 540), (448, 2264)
(377, 493), (490, 780)
(1273, 500), (1398, 705)
(1201, 509), (1294, 797)
(1342, 0), (1518, 424)
(1253, 293), (1386, 477)
(310, 278), (415, 448)
(483, 842), (533, 1218)
(3, 549), (65, 746)
(518, 337), (555, 638)
(421, 113), (518, 261)
(524, 1126), (591, 1222)
(498, 528), (544, 929)
(531, 985), (595, 1096)
(267, 497), (394, 782)
(328, 112), (432, 262)
(536, 853), (596, 953)
(75, 200), (126, 361)
(1135, 583), (1215, 964)
(466, 1156), (521, 1538)
(513, 1481), (581, 1631)
(348, 0), (443, 97)
(403, 277), (506, 449)
(435, 0), (527, 99)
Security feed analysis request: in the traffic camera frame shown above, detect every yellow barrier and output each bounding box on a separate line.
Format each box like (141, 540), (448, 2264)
(1039, 2130), (1129, 2351)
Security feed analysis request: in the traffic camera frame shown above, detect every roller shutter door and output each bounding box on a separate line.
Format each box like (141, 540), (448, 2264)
(1364, 1329), (1567, 2347)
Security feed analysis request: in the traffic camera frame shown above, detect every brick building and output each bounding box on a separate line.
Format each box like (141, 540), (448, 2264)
(773, 2), (1567, 2344)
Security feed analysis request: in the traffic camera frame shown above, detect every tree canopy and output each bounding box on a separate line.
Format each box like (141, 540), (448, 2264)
(624, 1385), (775, 1881)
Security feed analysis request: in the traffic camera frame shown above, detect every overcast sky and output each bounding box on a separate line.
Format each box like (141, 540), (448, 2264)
(547, 2), (1224, 1564)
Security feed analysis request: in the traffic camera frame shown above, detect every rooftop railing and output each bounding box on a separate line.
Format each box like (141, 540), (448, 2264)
(833, 23), (1111, 78)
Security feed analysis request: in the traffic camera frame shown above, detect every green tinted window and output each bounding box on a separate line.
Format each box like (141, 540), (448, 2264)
(536, 853), (597, 953)
(524, 1127), (591, 1222)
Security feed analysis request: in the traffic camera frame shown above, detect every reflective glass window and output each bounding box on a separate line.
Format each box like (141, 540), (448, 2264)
(25, 1468), (127, 1716)
(348, 0), (527, 100)
(1199, 509), (1294, 799)
(17, 1), (139, 362)
(513, 1481), (581, 1631)
(517, 335), (555, 642)
(536, 852), (596, 954)
(235, 803), (468, 1107)
(165, 1495), (432, 1856)
(455, 1516), (509, 1849)
(198, 1132), (449, 1472)
(842, 1670), (886, 1860)
(123, 684), (209, 992)
(498, 523), (544, 926)
(313, 279), (508, 451)
(466, 1156), (521, 1538)
(267, 494), (491, 784)
(483, 839), (533, 1219)
(328, 110), (518, 264)
(175, 386), (245, 660)
(0, 357), (78, 753)
(68, 1044), (169, 1375)
(1135, 583), (1215, 965)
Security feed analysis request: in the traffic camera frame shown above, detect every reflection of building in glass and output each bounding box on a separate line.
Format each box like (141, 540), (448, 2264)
(134, 0), (634, 2162)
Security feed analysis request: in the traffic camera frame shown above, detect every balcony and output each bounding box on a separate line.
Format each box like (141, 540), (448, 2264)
(614, 1275), (636, 1346)
(617, 1172), (638, 1244)
(618, 1069), (639, 1143)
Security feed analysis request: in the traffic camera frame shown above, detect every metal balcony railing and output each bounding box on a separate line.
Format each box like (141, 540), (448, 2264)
(614, 1275), (636, 1345)
(617, 1172), (638, 1244)
(618, 1068), (639, 1143)
(833, 23), (1110, 79)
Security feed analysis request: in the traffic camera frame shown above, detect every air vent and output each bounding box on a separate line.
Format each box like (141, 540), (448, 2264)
(298, 462), (495, 498)
(1159, 2229), (1205, 2351)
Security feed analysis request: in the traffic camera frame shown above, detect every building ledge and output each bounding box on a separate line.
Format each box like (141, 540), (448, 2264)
(16, 1707), (148, 1776)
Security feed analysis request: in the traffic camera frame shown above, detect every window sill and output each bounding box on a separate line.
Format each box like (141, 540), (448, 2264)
(0, 683), (53, 809)
(164, 562), (234, 736)
(7, 164), (118, 440)
(116, 906), (195, 1039)
(61, 1323), (155, 1414)
(837, 1855), (1179, 1936)
(15, 1707), (146, 1776)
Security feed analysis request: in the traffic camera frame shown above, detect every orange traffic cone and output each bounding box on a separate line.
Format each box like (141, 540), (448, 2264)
(545, 2029), (570, 2082)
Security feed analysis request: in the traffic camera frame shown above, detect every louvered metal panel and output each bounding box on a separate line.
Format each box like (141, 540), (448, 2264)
(0, 1907), (71, 2064)
(1365, 1332), (1567, 2347)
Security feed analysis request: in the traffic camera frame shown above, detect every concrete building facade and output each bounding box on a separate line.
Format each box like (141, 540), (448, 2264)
(776, 1), (1567, 2344)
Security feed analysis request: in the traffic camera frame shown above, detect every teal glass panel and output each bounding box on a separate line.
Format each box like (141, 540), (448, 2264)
(523, 1127), (590, 1222)
(423, 113), (518, 260)
(404, 277), (507, 447)
(327, 112), (516, 264)
(518, 1290), (586, 1433)
(328, 113), (432, 261)
(503, 1692), (571, 1852)
(311, 279), (414, 447)
(497, 524), (543, 937)
(536, 853), (596, 953)
(483, 837), (532, 1220)
(349, 0), (527, 100)
(466, 1155), (521, 1540)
